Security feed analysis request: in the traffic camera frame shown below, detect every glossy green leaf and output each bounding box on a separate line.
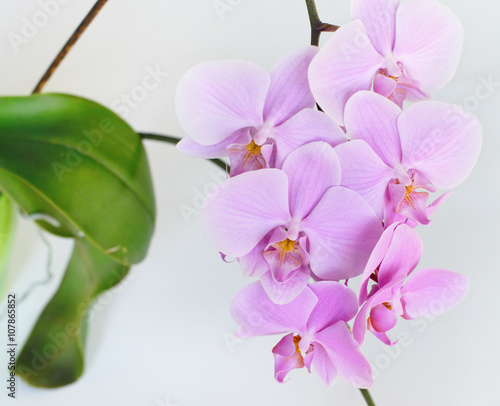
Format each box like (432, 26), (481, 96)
(0, 193), (17, 300)
(0, 94), (156, 387)
(0, 93), (155, 266)
(16, 238), (129, 387)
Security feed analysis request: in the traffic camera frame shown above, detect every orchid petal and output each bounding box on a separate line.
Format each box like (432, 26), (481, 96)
(231, 282), (318, 338)
(239, 236), (269, 278)
(370, 303), (397, 333)
(302, 186), (384, 280)
(272, 333), (305, 383)
(353, 285), (395, 344)
(399, 101), (482, 189)
(401, 269), (469, 319)
(358, 222), (399, 304)
(351, 0), (398, 56)
(260, 266), (310, 305)
(377, 223), (423, 287)
(177, 127), (250, 159)
(264, 46), (318, 126)
(282, 142), (341, 220)
(393, 0), (463, 92)
(176, 60), (269, 145)
(344, 91), (403, 167)
(308, 20), (385, 125)
(309, 343), (338, 386)
(202, 169), (290, 258)
(335, 140), (393, 219)
(307, 282), (358, 334)
(314, 324), (373, 388)
(272, 109), (347, 168)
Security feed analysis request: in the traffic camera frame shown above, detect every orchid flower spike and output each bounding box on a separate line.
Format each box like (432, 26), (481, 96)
(308, 0), (464, 125)
(231, 281), (373, 387)
(335, 91), (482, 226)
(176, 46), (346, 176)
(202, 142), (383, 304)
(353, 222), (469, 345)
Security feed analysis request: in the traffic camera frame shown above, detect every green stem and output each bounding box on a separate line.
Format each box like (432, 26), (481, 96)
(304, 0), (339, 46)
(359, 389), (377, 406)
(138, 133), (228, 171)
(32, 0), (109, 94)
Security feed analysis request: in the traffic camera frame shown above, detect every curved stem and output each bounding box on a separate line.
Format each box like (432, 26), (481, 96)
(138, 133), (228, 172)
(359, 389), (377, 406)
(304, 0), (339, 46)
(32, 0), (109, 94)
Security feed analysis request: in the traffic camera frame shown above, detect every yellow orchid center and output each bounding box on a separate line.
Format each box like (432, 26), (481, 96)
(293, 335), (302, 354)
(279, 239), (296, 251)
(246, 140), (262, 155)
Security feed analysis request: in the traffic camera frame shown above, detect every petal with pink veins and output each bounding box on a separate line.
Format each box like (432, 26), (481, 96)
(175, 60), (270, 145)
(344, 91), (403, 167)
(302, 186), (384, 280)
(401, 269), (469, 319)
(335, 140), (393, 219)
(260, 266), (310, 305)
(272, 109), (347, 168)
(393, 0), (463, 92)
(307, 282), (358, 333)
(230, 282), (318, 338)
(264, 46), (318, 126)
(351, 0), (399, 56)
(398, 101), (482, 189)
(308, 20), (385, 125)
(314, 323), (373, 388)
(202, 169), (290, 258)
(282, 141), (341, 220)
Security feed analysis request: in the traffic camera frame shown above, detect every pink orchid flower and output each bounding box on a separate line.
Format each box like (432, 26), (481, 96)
(175, 46), (345, 176)
(308, 0), (464, 125)
(231, 281), (373, 387)
(202, 142), (383, 304)
(334, 91), (482, 226)
(353, 222), (469, 345)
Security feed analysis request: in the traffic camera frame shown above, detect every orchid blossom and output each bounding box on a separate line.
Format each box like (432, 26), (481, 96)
(353, 222), (469, 345)
(308, 0), (464, 125)
(175, 46), (345, 176)
(202, 142), (383, 304)
(334, 91), (482, 226)
(231, 281), (373, 387)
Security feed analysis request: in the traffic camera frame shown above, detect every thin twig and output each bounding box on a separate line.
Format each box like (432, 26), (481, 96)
(138, 133), (229, 172)
(32, 0), (109, 94)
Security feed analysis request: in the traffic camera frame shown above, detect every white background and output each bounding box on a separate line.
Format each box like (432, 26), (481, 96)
(0, 1), (499, 405)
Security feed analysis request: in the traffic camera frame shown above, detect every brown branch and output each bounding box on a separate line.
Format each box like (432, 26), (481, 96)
(32, 0), (109, 94)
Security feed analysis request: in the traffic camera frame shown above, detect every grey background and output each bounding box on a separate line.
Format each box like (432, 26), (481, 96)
(0, 0), (499, 405)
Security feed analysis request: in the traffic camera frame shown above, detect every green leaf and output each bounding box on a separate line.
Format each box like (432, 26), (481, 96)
(16, 238), (129, 388)
(0, 93), (155, 266)
(0, 193), (17, 300)
(0, 94), (156, 387)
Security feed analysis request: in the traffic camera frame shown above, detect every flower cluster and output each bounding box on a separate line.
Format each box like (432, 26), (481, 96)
(175, 0), (481, 388)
